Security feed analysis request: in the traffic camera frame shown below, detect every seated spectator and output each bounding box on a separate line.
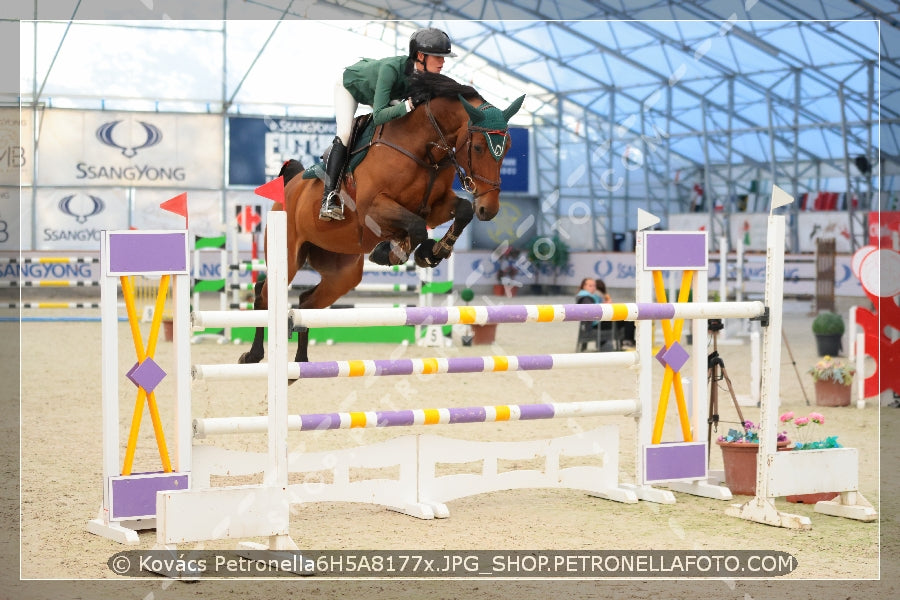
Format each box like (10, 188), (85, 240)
(576, 278), (635, 349)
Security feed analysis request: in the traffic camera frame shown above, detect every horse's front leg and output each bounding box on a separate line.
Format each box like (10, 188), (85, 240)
(412, 196), (474, 268)
(432, 196), (474, 261)
(365, 198), (429, 267)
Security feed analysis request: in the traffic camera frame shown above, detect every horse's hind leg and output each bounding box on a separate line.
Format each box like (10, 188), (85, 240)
(293, 249), (365, 364)
(238, 278), (268, 364)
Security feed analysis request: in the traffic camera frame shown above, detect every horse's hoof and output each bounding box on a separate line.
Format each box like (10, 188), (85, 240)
(414, 239), (441, 268)
(369, 241), (392, 265)
(238, 352), (259, 364)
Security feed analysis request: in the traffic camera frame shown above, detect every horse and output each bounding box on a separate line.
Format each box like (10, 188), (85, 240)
(238, 72), (525, 368)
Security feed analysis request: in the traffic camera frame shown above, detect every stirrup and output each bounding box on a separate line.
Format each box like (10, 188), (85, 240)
(319, 192), (345, 221)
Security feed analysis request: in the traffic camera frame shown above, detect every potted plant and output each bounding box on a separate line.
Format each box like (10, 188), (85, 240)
(778, 411), (847, 504)
(716, 421), (789, 496)
(812, 311), (844, 356)
(525, 235), (570, 294)
(808, 355), (855, 407)
(493, 246), (522, 297)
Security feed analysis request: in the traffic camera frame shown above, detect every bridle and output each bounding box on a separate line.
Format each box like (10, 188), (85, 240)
(370, 99), (507, 214)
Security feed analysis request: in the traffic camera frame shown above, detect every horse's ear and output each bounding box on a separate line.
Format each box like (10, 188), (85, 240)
(502, 95), (525, 122)
(459, 95), (485, 123)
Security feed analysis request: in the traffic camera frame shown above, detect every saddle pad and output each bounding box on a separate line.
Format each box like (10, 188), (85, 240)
(302, 117), (376, 180)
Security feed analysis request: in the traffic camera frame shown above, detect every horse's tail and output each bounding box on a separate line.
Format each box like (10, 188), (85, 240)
(279, 159), (304, 185)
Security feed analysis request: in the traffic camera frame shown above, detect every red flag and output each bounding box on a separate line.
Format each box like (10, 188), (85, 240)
(255, 176), (285, 206)
(160, 192), (188, 228)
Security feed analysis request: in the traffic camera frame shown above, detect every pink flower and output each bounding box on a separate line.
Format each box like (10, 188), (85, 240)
(809, 412), (825, 425)
(780, 412), (794, 423)
(794, 417), (810, 427)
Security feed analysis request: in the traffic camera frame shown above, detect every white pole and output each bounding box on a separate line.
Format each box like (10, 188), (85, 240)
(750, 329), (761, 406)
(855, 332), (866, 409)
(99, 232), (119, 508)
(173, 266), (192, 472)
(755, 208), (787, 498)
(848, 305), (858, 360)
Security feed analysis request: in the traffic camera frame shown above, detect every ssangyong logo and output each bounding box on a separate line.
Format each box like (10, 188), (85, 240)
(58, 193), (105, 223)
(77, 118), (184, 182)
(96, 119), (162, 158)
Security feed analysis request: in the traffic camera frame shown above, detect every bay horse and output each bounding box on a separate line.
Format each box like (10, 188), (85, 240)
(238, 73), (525, 368)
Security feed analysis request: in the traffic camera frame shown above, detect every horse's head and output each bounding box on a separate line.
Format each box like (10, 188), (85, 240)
(456, 94), (525, 221)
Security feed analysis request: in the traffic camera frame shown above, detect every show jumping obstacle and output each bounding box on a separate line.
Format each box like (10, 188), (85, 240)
(86, 230), (192, 544)
(87, 187), (875, 550)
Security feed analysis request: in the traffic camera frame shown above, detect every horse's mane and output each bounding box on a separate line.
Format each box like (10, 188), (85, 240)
(407, 72), (482, 102)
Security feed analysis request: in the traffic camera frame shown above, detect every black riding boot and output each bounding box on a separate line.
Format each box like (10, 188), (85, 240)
(319, 137), (348, 221)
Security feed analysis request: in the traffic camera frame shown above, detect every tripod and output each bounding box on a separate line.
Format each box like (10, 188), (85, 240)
(706, 319), (747, 460)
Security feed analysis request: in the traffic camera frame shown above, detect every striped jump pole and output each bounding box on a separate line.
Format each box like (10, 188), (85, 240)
(0, 256), (99, 264)
(191, 350), (639, 381)
(4, 280), (100, 287)
(194, 398), (639, 437)
(9, 301), (102, 309)
(191, 300), (765, 331)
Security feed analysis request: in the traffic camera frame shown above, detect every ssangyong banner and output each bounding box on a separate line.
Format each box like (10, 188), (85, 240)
(228, 115), (530, 193)
(0, 107), (32, 186)
(33, 187), (129, 250)
(229, 116), (335, 186)
(0, 187), (20, 250)
(37, 109), (223, 188)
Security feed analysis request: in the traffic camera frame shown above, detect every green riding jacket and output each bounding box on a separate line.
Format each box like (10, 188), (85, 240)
(342, 55), (415, 126)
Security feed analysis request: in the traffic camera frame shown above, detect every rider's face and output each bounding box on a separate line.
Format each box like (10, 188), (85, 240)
(418, 53), (445, 74)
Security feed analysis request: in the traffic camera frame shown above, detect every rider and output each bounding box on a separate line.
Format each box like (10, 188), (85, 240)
(319, 27), (457, 221)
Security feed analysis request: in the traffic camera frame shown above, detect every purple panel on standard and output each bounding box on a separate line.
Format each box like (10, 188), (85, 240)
(644, 443), (707, 483)
(404, 306), (449, 326)
(107, 232), (188, 275)
(518, 404), (556, 420)
(655, 345), (667, 367)
(563, 304), (605, 322)
(661, 342), (690, 373)
(448, 406), (487, 424)
(110, 472), (189, 520)
(126, 358), (167, 392)
(298, 362), (341, 378)
(644, 232), (707, 269)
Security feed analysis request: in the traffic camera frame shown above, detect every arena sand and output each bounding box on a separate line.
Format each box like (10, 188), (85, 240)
(7, 293), (898, 599)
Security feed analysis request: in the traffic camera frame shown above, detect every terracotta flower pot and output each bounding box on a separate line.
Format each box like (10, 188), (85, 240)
(471, 323), (498, 345)
(814, 380), (851, 407)
(717, 440), (790, 496)
(785, 491), (840, 504)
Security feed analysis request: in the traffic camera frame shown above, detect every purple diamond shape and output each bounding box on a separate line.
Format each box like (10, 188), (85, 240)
(126, 358), (167, 393)
(655, 345), (667, 367)
(661, 341), (690, 373)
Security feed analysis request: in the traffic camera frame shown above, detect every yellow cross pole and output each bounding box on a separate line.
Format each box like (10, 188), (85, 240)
(120, 274), (172, 476)
(650, 270), (694, 444)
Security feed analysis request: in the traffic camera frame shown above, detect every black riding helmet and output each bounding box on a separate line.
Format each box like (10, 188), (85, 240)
(409, 28), (457, 59)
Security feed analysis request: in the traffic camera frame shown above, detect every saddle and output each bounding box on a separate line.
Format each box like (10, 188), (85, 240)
(301, 114), (374, 181)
